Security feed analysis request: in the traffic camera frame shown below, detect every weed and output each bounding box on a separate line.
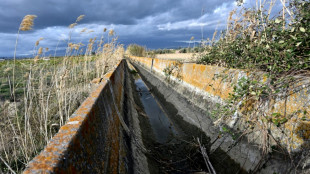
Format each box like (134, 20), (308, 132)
(163, 61), (183, 81)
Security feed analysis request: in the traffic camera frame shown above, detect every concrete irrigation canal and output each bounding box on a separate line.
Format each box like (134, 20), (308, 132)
(23, 57), (310, 174)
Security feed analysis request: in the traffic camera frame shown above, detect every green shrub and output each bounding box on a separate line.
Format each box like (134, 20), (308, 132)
(199, 0), (310, 77)
(152, 49), (175, 54)
(127, 44), (146, 57)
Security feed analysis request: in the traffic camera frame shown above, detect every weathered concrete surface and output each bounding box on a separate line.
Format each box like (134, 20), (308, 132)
(22, 56), (309, 173)
(128, 62), (250, 173)
(124, 62), (150, 174)
(129, 56), (310, 173)
(23, 60), (149, 174)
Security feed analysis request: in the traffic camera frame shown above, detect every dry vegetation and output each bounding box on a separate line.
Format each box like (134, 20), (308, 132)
(1, 0), (309, 173)
(126, 44), (200, 61)
(135, 0), (310, 172)
(155, 53), (198, 61)
(199, 0), (310, 168)
(0, 15), (124, 173)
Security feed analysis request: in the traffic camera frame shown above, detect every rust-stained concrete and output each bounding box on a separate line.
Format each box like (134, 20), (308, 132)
(129, 56), (310, 173)
(129, 56), (310, 151)
(23, 60), (149, 174)
(23, 56), (309, 174)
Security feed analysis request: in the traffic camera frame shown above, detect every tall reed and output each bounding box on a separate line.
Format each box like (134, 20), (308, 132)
(0, 14), (124, 173)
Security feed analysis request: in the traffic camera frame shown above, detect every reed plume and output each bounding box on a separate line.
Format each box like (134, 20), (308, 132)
(67, 15), (86, 56)
(38, 47), (43, 55)
(35, 37), (44, 46)
(211, 31), (217, 43)
(69, 15), (85, 29)
(109, 29), (114, 36)
(80, 28), (87, 33)
(68, 23), (77, 29)
(87, 30), (94, 34)
(34, 55), (39, 62)
(20, 15), (37, 31)
(76, 15), (85, 22)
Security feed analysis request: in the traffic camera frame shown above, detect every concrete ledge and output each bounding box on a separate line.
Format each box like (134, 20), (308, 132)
(23, 60), (149, 174)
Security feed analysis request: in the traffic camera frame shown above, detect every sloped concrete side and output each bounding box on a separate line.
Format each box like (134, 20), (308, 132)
(23, 60), (149, 174)
(130, 60), (266, 173)
(129, 56), (310, 173)
(124, 61), (150, 174)
(129, 56), (310, 151)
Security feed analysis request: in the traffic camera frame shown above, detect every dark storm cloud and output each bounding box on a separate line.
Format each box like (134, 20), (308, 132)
(0, 0), (245, 57)
(0, 0), (233, 32)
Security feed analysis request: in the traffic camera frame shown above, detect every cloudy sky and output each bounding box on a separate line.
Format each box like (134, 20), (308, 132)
(0, 0), (280, 58)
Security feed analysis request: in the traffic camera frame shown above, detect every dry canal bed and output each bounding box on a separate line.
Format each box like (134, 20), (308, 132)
(131, 69), (246, 174)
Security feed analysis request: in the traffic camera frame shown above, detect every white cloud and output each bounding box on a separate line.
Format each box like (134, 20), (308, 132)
(175, 40), (202, 44)
(157, 1), (235, 31)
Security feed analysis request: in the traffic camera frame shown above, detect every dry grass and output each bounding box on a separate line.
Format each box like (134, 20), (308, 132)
(0, 15), (123, 173)
(155, 53), (198, 61)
